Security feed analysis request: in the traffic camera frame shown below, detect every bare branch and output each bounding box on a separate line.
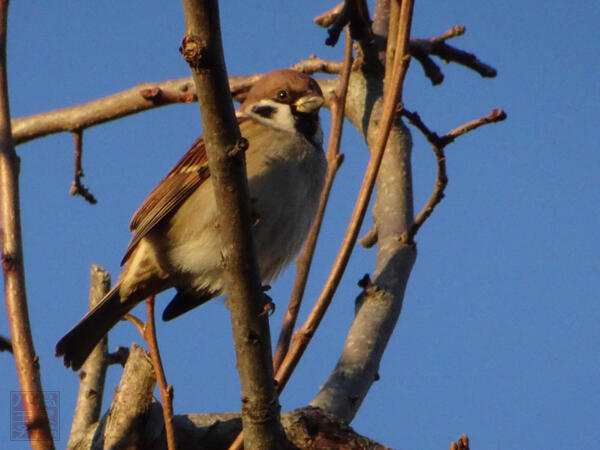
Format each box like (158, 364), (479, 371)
(143, 296), (176, 450)
(290, 55), (344, 76)
(12, 78), (196, 145)
(318, 0), (373, 47)
(99, 344), (156, 449)
(0, 1), (54, 446)
(123, 313), (145, 336)
(450, 434), (470, 450)
(309, 0), (416, 423)
(358, 225), (378, 248)
(181, 1), (284, 449)
(443, 108), (507, 142)
(403, 108), (506, 241)
(107, 346), (129, 366)
(273, 31), (353, 372)
(0, 334), (12, 352)
(410, 25), (497, 85)
(12, 60), (343, 147)
(68, 265), (111, 449)
(69, 130), (97, 204)
(314, 2), (344, 28)
(275, 0), (415, 395)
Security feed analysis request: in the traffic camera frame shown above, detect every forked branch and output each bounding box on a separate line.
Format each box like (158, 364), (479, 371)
(274, 0), (416, 395)
(273, 31), (354, 372)
(402, 108), (507, 242)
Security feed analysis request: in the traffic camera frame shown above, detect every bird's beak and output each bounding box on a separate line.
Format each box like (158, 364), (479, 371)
(294, 95), (324, 114)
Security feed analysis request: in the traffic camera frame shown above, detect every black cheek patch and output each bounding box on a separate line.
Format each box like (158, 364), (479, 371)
(251, 104), (276, 119)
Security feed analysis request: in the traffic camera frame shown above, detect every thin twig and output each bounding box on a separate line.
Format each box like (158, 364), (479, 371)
(143, 296), (176, 450)
(69, 130), (97, 204)
(123, 314), (145, 336)
(314, 2), (344, 28)
(107, 346), (129, 366)
(409, 24), (497, 85)
(322, 0), (372, 46)
(0, 0), (54, 446)
(290, 56), (344, 76)
(402, 108), (506, 241)
(443, 108), (507, 143)
(274, 0), (416, 394)
(0, 334), (12, 352)
(357, 225), (377, 248)
(450, 434), (470, 450)
(273, 31), (353, 372)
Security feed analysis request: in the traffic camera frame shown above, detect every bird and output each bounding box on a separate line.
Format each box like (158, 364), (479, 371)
(56, 69), (327, 370)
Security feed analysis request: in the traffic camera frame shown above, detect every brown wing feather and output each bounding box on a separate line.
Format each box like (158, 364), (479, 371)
(120, 117), (250, 265)
(120, 137), (209, 264)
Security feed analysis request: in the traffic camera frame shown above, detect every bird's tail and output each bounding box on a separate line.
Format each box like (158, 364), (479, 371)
(56, 282), (135, 370)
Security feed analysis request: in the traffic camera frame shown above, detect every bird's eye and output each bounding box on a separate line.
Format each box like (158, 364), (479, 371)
(277, 90), (289, 101)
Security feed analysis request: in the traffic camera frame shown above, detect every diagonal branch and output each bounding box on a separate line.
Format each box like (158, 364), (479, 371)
(402, 108), (507, 241)
(273, 30), (353, 372)
(309, 0), (417, 423)
(144, 296), (176, 450)
(274, 0), (415, 396)
(0, 334), (12, 352)
(409, 24), (497, 85)
(181, 1), (285, 449)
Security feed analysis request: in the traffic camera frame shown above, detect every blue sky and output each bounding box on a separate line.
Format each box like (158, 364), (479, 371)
(1, 1), (598, 449)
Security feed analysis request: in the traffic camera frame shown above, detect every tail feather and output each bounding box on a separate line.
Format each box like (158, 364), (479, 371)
(56, 283), (135, 370)
(162, 289), (217, 321)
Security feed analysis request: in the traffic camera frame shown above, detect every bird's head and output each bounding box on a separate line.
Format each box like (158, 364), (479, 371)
(239, 69), (324, 146)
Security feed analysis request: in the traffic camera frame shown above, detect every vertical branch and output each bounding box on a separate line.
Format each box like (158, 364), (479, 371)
(68, 265), (111, 448)
(144, 296), (177, 450)
(274, 0), (415, 394)
(0, 1), (54, 447)
(272, 30), (353, 372)
(180, 1), (285, 449)
(69, 130), (97, 204)
(310, 0), (417, 423)
(100, 344), (156, 449)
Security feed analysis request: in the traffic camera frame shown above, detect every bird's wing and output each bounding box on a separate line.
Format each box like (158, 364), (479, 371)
(121, 135), (210, 264)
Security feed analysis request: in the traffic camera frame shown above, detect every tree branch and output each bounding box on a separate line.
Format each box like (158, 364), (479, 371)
(403, 108), (506, 242)
(409, 24), (497, 85)
(11, 63), (342, 147)
(321, 0), (373, 47)
(274, 0), (415, 398)
(450, 434), (470, 450)
(94, 344), (156, 449)
(273, 30), (353, 372)
(310, 0), (417, 423)
(143, 296), (177, 450)
(0, 334), (12, 352)
(67, 265), (111, 449)
(0, 0), (54, 446)
(180, 1), (285, 449)
(68, 130), (97, 204)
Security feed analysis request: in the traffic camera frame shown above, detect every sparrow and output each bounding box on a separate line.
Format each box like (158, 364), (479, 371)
(56, 69), (326, 370)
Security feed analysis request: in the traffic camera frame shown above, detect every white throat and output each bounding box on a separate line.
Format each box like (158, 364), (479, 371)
(238, 99), (296, 133)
